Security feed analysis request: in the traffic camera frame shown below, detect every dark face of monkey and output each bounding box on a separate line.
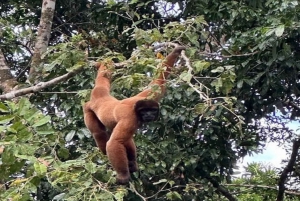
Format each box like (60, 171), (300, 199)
(134, 100), (159, 122)
(137, 108), (159, 122)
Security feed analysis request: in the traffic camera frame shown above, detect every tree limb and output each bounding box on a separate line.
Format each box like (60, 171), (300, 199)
(28, 0), (56, 83)
(0, 66), (85, 100)
(206, 176), (237, 201)
(277, 138), (300, 201)
(1, 42), (189, 100)
(199, 51), (259, 58)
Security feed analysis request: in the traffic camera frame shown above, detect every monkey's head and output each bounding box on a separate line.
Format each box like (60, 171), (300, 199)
(134, 100), (159, 122)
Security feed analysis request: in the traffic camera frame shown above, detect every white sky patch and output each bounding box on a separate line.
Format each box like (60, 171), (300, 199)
(242, 142), (287, 168)
(236, 142), (287, 178)
(155, 1), (181, 17)
(237, 119), (300, 177)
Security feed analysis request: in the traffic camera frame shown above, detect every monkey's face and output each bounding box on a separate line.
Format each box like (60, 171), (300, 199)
(138, 108), (159, 122)
(134, 99), (160, 123)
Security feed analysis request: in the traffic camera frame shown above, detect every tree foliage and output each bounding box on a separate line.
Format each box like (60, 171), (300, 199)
(225, 163), (300, 201)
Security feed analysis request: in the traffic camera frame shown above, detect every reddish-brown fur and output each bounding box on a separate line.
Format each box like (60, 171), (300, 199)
(83, 46), (185, 184)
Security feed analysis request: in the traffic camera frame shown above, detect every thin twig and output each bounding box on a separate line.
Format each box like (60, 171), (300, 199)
(180, 48), (193, 74)
(199, 50), (259, 58)
(129, 183), (147, 201)
(39, 91), (78, 94)
(145, 181), (169, 200)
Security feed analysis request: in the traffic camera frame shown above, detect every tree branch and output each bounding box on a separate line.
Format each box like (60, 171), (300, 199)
(28, 0), (56, 83)
(199, 51), (259, 58)
(277, 138), (300, 201)
(0, 66), (84, 100)
(206, 176), (237, 201)
(1, 42), (189, 100)
(129, 183), (147, 201)
(283, 100), (300, 111)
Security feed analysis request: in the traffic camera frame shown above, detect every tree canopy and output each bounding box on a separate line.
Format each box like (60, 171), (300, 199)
(0, 0), (300, 200)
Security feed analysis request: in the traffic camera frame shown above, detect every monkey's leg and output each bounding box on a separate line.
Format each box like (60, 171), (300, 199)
(83, 104), (109, 154)
(106, 120), (137, 184)
(126, 139), (138, 173)
(106, 139), (129, 184)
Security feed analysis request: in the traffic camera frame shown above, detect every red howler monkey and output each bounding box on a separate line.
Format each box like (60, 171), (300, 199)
(83, 46), (185, 184)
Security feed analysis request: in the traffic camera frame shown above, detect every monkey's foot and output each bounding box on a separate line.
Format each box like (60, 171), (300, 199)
(116, 174), (130, 185)
(128, 161), (138, 173)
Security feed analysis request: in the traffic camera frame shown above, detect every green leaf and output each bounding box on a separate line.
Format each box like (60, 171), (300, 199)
(114, 188), (127, 201)
(237, 80), (243, 89)
(129, 0), (139, 4)
(133, 19), (143, 27)
(195, 15), (208, 26)
(17, 98), (31, 116)
(78, 127), (91, 137)
(174, 93), (182, 100)
(0, 115), (14, 124)
(0, 102), (9, 113)
(166, 191), (182, 200)
(185, 32), (200, 47)
(194, 103), (208, 114)
(0, 126), (5, 132)
(275, 25), (284, 37)
(57, 147), (69, 160)
(254, 72), (265, 82)
(99, 192), (114, 201)
(52, 193), (66, 201)
(65, 130), (76, 141)
(2, 149), (16, 164)
(15, 154), (36, 162)
(84, 162), (97, 174)
(211, 67), (224, 73)
(35, 127), (55, 135)
(244, 79), (255, 86)
(32, 116), (51, 127)
(211, 78), (222, 92)
(34, 162), (47, 176)
(44, 52), (67, 71)
(215, 107), (223, 117)
(107, 0), (116, 6)
(24, 110), (40, 123)
(193, 61), (210, 73)
(161, 108), (167, 116)
(67, 61), (86, 72)
(265, 28), (275, 37)
(179, 72), (192, 82)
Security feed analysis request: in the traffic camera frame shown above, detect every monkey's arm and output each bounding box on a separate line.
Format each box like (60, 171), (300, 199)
(90, 63), (114, 100)
(135, 46), (186, 101)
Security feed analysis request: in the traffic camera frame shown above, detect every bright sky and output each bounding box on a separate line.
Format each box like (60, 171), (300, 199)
(239, 120), (299, 174)
(241, 142), (286, 168)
